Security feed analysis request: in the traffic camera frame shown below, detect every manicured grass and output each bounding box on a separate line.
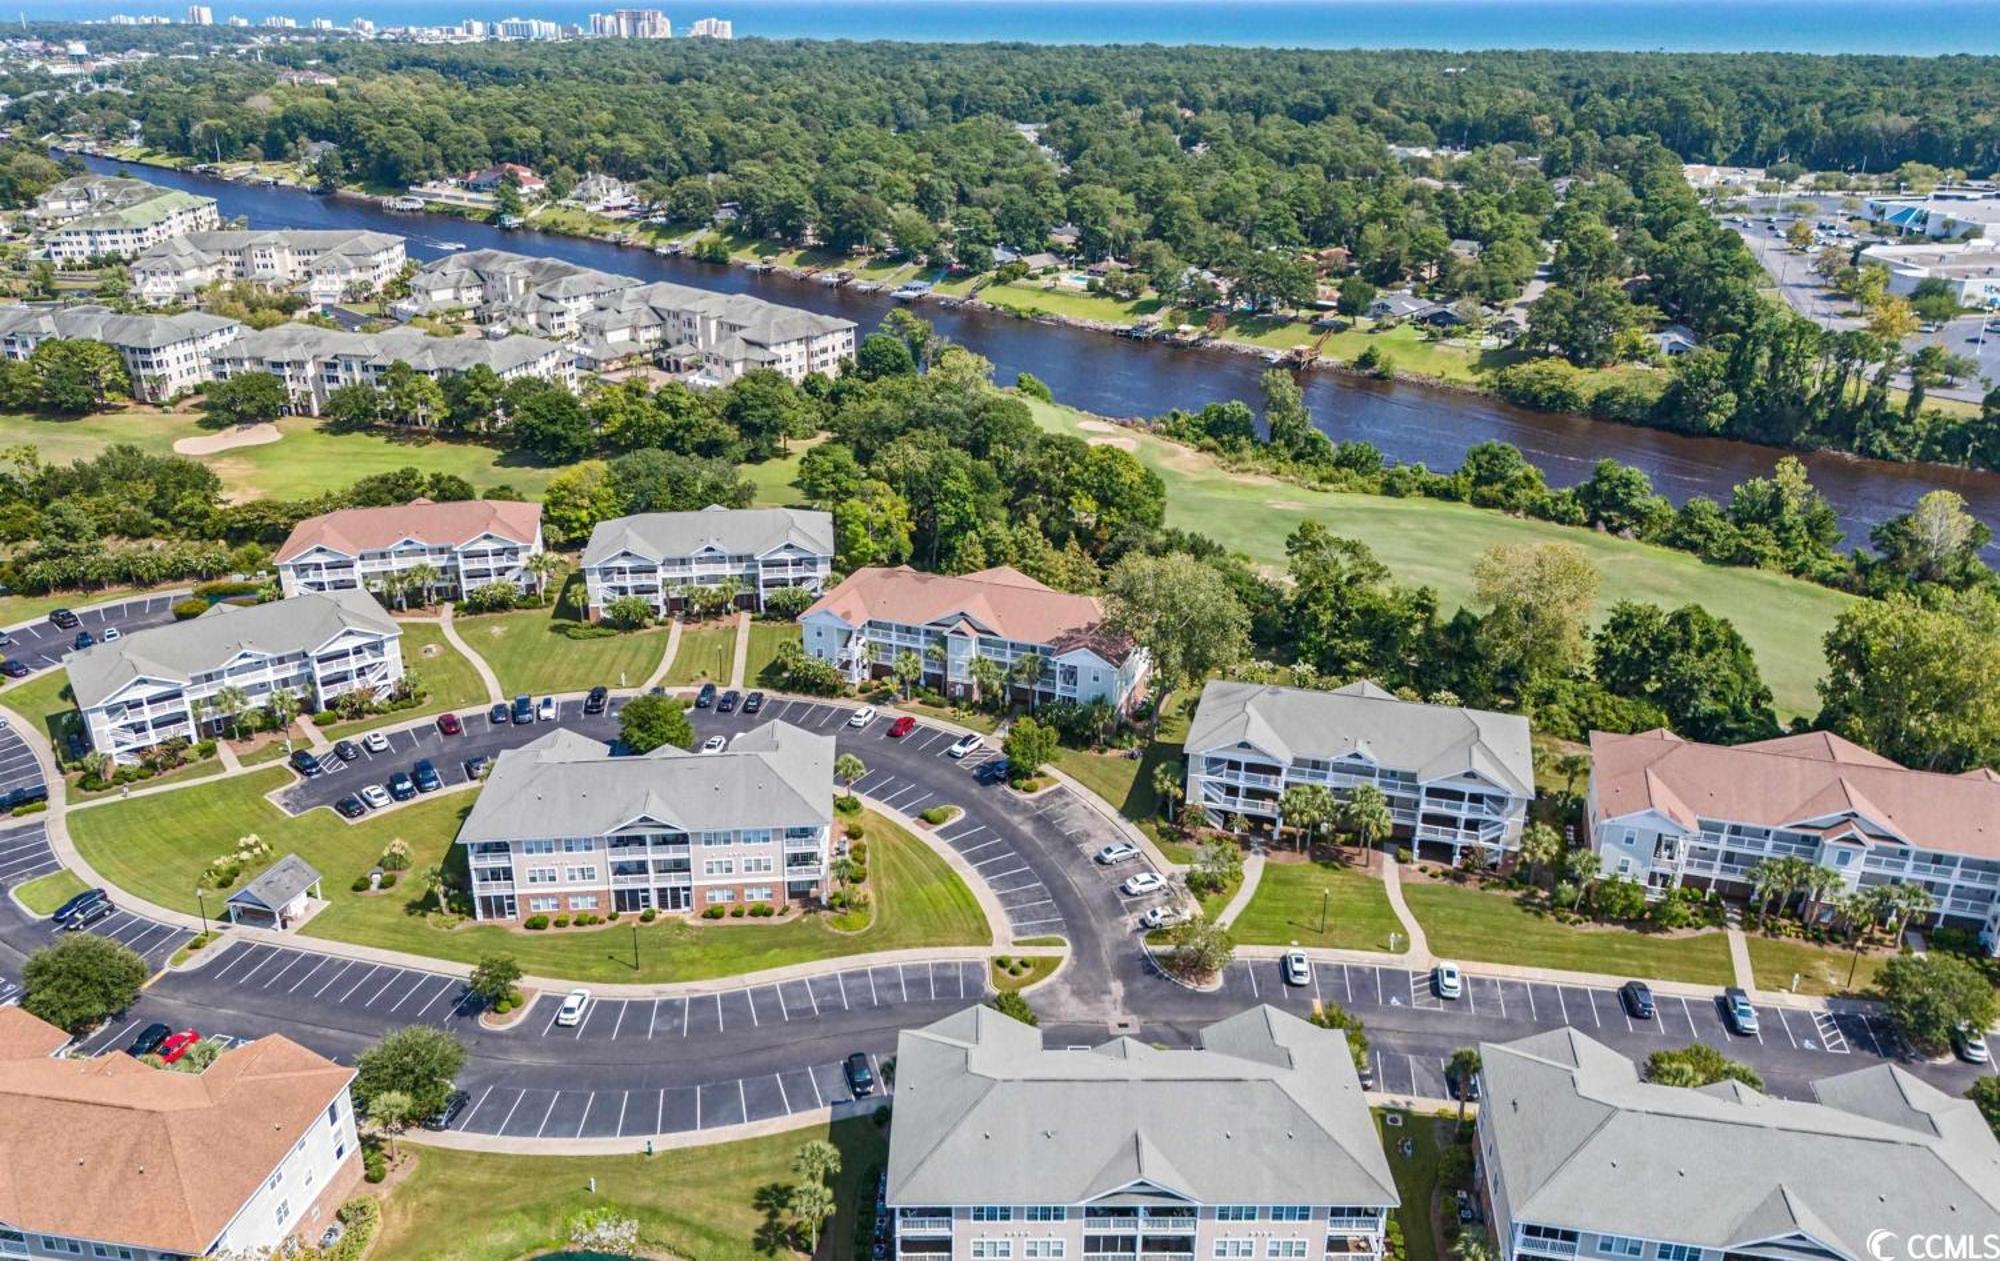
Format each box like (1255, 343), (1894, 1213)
(744, 622), (801, 687)
(978, 277), (1170, 324)
(990, 953), (1062, 991)
(0, 669), (81, 748)
(742, 444), (811, 507)
(374, 1117), (888, 1261)
(458, 606), (671, 696)
(70, 757), (223, 799)
(13, 869), (88, 917)
(316, 622), (492, 736)
(70, 776), (990, 982)
(1401, 879), (1735, 984)
(1027, 398), (1853, 719)
(1379, 1112), (1448, 1261)
(1232, 850), (1408, 953)
(891, 699), (1002, 735)
(1745, 933), (1893, 997)
(1050, 690), (1190, 828)
(664, 622), (740, 687)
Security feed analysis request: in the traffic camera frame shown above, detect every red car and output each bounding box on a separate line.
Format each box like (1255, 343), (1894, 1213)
(437, 712), (463, 736)
(157, 1030), (201, 1064)
(887, 715), (917, 738)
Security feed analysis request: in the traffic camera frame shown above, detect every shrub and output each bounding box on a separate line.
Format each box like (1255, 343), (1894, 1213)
(458, 583), (519, 614)
(171, 597), (208, 621)
(729, 905), (746, 918)
(193, 579), (261, 600)
(378, 871), (398, 889)
(350, 875), (370, 893)
(920, 805), (955, 825)
(834, 794), (862, 816)
(750, 903), (775, 917)
(1394, 846), (1413, 864)
(552, 914), (571, 928)
(523, 914), (550, 930)
(845, 822), (865, 840)
(558, 622), (619, 640)
(640, 906), (657, 922)
(378, 838), (412, 872)
(362, 1145), (387, 1183)
(848, 841), (868, 864)
(574, 912), (601, 926)
(703, 904), (727, 919)
(990, 990), (1038, 1025)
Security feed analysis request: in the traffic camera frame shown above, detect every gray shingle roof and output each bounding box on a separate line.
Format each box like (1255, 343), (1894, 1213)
(887, 1006), (1397, 1208)
(455, 720), (833, 842)
(215, 324), (562, 375)
(1185, 680), (1534, 798)
(0, 303), (239, 350)
(1480, 1028), (2000, 1251)
(227, 853), (321, 912)
(581, 506), (834, 568)
(65, 589), (399, 710)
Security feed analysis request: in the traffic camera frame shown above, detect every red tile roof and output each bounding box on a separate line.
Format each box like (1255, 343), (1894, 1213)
(275, 498), (541, 564)
(804, 566), (1132, 661)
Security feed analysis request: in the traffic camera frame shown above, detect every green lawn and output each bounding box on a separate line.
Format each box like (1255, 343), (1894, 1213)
(978, 278), (1170, 324)
(744, 622), (801, 687)
(12, 869), (88, 917)
(664, 623), (740, 687)
(1401, 879), (1735, 984)
(1745, 934), (1893, 997)
(70, 775), (990, 982)
(1027, 398), (1852, 719)
(742, 444), (811, 507)
(375, 1117), (888, 1261)
(457, 606), (672, 696)
(0, 411), (562, 503)
(1380, 1112), (1447, 1261)
(1231, 849), (1408, 953)
(317, 622), (493, 736)
(0, 669), (80, 748)
(1050, 690), (1190, 830)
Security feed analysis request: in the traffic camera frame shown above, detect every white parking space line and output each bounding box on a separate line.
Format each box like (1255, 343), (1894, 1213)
(1776, 1005), (1802, 1049)
(496, 1090), (526, 1135)
(575, 1092), (595, 1138)
(285, 957), (330, 993)
(312, 960), (359, 998)
(571, 998), (597, 1039)
(392, 975), (444, 1013)
(648, 998), (660, 1038)
(414, 979), (462, 1019)
(610, 1000), (627, 1039)
(461, 1086), (495, 1131)
(534, 1092), (561, 1138)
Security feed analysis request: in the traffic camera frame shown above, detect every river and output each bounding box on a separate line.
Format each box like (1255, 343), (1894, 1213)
(80, 155), (2000, 553)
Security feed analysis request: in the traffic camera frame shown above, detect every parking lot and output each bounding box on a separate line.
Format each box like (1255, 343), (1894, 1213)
(0, 592), (185, 675)
(0, 820), (58, 892)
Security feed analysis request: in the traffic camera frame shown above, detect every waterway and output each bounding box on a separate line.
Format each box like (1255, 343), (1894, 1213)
(80, 155), (2000, 552)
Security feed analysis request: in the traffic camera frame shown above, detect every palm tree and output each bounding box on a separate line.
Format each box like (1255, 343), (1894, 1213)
(892, 650), (925, 699)
(1151, 762), (1184, 823)
(1446, 1047), (1482, 1123)
(1278, 783), (1330, 851)
(1887, 882), (1935, 944)
(416, 863), (446, 912)
(968, 653), (1006, 710)
(1747, 860), (1787, 919)
(404, 562), (443, 610)
(1517, 821), (1561, 887)
(209, 682), (253, 741)
(1562, 845), (1600, 907)
(789, 1181), (836, 1254)
(834, 753), (867, 797)
(523, 549), (567, 599)
(1453, 1235), (1496, 1261)
(266, 689), (300, 734)
(923, 640), (949, 694)
(1800, 866), (1842, 926)
(792, 1138), (842, 1186)
(1554, 752), (1591, 796)
(1009, 651), (1046, 711)
(1340, 784), (1393, 854)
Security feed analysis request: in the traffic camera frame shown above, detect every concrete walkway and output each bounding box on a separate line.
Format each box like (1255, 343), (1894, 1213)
(726, 610), (750, 689)
(294, 713), (332, 754)
(1212, 851), (1264, 928)
(439, 602), (503, 704)
(1727, 926), (1758, 989)
(1379, 853), (1429, 958)
(639, 619), (683, 691)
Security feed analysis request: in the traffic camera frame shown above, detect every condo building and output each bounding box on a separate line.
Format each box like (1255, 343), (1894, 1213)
(801, 565), (1149, 710)
(1477, 1027), (2000, 1261)
(130, 229), (407, 306)
(0, 1007), (362, 1260)
(581, 505), (834, 618)
(210, 323), (573, 415)
(887, 1005), (1398, 1261)
(30, 175), (220, 262)
(0, 304), (240, 401)
(458, 722), (834, 921)
(66, 590), (403, 764)
(276, 499), (545, 600)
(1587, 728), (2000, 946)
(1183, 681), (1534, 861)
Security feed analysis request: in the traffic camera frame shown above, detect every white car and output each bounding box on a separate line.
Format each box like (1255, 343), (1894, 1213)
(1139, 903), (1187, 930)
(555, 988), (591, 1028)
(701, 735), (728, 753)
(1095, 842), (1140, 865)
(360, 784), (391, 810)
(1120, 871), (1167, 898)
(537, 696), (558, 722)
(101, 627), (121, 642)
(1433, 961), (1464, 1000)
(362, 731), (389, 754)
(1282, 949), (1311, 987)
(1956, 1023), (1992, 1065)
(848, 706), (877, 729)
(947, 732), (982, 758)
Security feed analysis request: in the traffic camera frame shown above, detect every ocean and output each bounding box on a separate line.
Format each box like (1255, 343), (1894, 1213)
(27, 0), (2000, 55)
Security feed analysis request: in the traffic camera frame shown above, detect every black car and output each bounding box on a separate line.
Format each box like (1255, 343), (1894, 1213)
(488, 701), (511, 725)
(583, 686), (609, 715)
(0, 659), (29, 679)
(71, 631), (94, 652)
(334, 794), (367, 819)
(976, 758), (1012, 785)
(66, 898), (116, 929)
(332, 739), (360, 762)
(424, 1088), (472, 1131)
(388, 771), (417, 801)
(463, 754), (489, 780)
(126, 1021), (172, 1058)
(742, 690), (765, 715)
(1444, 1060), (1482, 1104)
(1619, 979), (1656, 1020)
(3, 784), (48, 813)
(51, 886), (108, 926)
(511, 694), (535, 724)
(289, 749), (322, 777)
(844, 1051), (876, 1098)
(717, 689), (741, 714)
(413, 758), (442, 793)
(49, 608), (78, 630)
(695, 682), (717, 709)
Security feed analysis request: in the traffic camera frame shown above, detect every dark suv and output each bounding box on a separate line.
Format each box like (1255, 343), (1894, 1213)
(289, 749), (322, 777)
(584, 686), (609, 715)
(1619, 980), (1655, 1020)
(511, 694), (535, 724)
(49, 608), (79, 630)
(844, 1052), (876, 1098)
(695, 682), (718, 709)
(126, 1022), (172, 1057)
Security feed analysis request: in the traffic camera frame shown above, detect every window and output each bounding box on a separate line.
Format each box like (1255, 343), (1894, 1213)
(40, 1241), (82, 1256)
(91, 1247), (134, 1260)
(1024, 1208), (1067, 1223)
(973, 1207), (1014, 1222)
(1215, 1207), (1257, 1222)
(701, 831), (733, 847)
(1026, 1243), (1065, 1259)
(1596, 1239), (1642, 1259)
(275, 1200), (291, 1226)
(529, 896), (559, 913)
(745, 887), (774, 902)
(563, 865), (599, 883)
(326, 1100), (340, 1127)
(972, 1244), (1012, 1260)
(562, 837), (596, 853)
(1270, 1207), (1312, 1223)
(743, 856), (775, 875)
(267, 1171), (283, 1191)
(708, 889), (735, 905)
(1657, 1248), (1701, 1261)
(527, 867), (558, 885)
(569, 895), (599, 911)
(704, 859), (735, 877)
(1214, 1243), (1254, 1259)
(741, 829), (772, 845)
(1266, 1244), (1308, 1260)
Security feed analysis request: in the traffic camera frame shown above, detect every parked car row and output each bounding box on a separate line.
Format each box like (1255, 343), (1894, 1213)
(51, 886), (114, 930)
(333, 756), (445, 818)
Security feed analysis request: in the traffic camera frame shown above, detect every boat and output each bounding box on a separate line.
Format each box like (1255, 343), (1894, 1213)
(891, 280), (934, 301)
(435, 241), (465, 250)
(654, 242), (685, 257)
(383, 195), (425, 212)
(496, 214), (524, 229)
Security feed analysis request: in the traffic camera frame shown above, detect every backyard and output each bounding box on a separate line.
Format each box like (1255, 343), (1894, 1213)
(744, 622), (802, 687)
(456, 605), (673, 696)
(1400, 877), (1736, 984)
(375, 1117), (888, 1261)
(663, 621), (740, 687)
(68, 774), (991, 982)
(1230, 848), (1408, 953)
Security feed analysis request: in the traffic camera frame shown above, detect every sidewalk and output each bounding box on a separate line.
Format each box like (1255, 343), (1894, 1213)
(639, 618), (683, 691)
(726, 610), (750, 689)
(1212, 851), (1263, 928)
(439, 602), (503, 704)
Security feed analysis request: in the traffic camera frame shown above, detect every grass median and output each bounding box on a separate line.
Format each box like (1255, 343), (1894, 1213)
(68, 771), (991, 983)
(1230, 849), (1408, 953)
(663, 622), (739, 687)
(1400, 878), (1735, 984)
(13, 869), (88, 917)
(456, 606), (672, 697)
(375, 1116), (887, 1261)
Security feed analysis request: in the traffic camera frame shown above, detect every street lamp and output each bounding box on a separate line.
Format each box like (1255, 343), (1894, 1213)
(195, 887), (209, 936)
(631, 921), (640, 973)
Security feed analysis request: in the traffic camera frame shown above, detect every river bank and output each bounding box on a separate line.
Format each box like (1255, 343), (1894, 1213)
(62, 151), (2000, 553)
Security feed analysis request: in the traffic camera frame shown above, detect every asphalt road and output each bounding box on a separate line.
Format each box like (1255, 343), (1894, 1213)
(1, 592), (186, 677)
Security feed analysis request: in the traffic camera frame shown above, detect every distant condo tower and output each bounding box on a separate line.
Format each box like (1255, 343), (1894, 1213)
(185, 3), (213, 22)
(590, 7), (670, 37)
(688, 16), (732, 37)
